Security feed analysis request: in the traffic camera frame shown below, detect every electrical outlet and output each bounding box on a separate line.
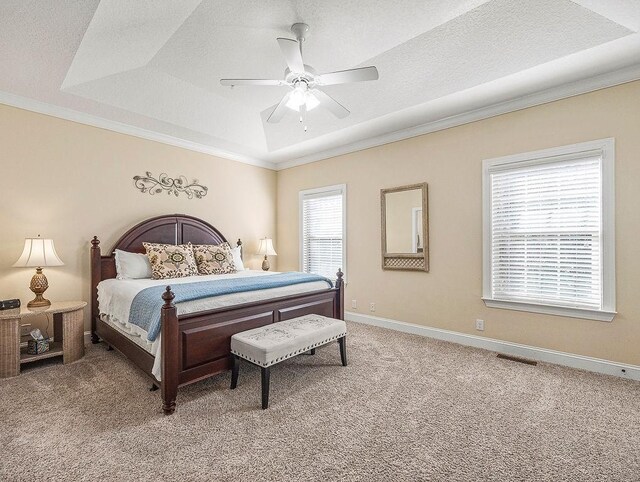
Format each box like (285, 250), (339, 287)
(370, 302), (376, 312)
(475, 319), (485, 331)
(351, 300), (357, 309)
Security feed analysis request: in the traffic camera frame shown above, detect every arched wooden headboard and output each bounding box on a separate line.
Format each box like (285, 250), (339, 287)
(111, 214), (227, 254)
(90, 214), (237, 329)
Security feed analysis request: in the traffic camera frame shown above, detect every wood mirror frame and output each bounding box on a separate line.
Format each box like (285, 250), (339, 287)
(380, 183), (429, 272)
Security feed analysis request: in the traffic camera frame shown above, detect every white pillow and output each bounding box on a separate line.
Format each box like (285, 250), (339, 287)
(231, 245), (245, 271)
(114, 249), (153, 280)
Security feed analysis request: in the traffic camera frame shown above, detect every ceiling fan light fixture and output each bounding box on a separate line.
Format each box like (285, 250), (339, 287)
(286, 85), (306, 109)
(285, 91), (319, 112)
(305, 92), (320, 111)
(285, 83), (319, 112)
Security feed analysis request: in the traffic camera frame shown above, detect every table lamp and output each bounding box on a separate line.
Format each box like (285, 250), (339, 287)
(13, 236), (64, 308)
(256, 238), (277, 271)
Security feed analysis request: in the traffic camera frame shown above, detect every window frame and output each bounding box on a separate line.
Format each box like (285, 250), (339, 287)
(482, 138), (616, 322)
(299, 184), (347, 281)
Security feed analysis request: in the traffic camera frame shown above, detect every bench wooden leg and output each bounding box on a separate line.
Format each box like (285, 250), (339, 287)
(338, 336), (347, 366)
(261, 366), (270, 409)
(230, 355), (240, 389)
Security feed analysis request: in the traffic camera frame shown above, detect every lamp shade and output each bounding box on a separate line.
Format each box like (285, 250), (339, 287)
(256, 238), (277, 256)
(13, 237), (64, 268)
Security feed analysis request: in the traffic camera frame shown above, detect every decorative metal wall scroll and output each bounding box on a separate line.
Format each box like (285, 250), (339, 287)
(133, 172), (208, 199)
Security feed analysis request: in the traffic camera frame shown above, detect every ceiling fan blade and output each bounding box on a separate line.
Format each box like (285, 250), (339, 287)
(317, 66), (379, 86)
(277, 38), (305, 73)
(267, 92), (292, 123)
(311, 89), (350, 119)
(220, 79), (286, 87)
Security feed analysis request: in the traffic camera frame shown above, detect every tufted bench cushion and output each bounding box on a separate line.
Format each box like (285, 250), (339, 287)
(230, 315), (347, 367)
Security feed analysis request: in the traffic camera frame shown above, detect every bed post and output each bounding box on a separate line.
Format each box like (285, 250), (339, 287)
(90, 236), (101, 344)
(161, 286), (179, 415)
(336, 269), (344, 320)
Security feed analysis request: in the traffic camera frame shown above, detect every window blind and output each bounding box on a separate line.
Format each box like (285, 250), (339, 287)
(301, 189), (344, 279)
(489, 155), (602, 310)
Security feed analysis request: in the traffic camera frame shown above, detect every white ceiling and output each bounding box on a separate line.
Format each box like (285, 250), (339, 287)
(0, 0), (639, 170)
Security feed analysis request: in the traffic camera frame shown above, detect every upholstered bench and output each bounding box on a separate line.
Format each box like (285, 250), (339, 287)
(230, 314), (347, 409)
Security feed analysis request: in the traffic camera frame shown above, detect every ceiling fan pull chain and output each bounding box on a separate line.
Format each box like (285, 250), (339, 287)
(300, 103), (308, 132)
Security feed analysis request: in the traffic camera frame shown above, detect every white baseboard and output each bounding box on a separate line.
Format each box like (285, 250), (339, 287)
(345, 311), (640, 382)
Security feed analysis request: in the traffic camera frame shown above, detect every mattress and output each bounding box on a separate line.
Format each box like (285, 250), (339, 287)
(97, 270), (331, 380)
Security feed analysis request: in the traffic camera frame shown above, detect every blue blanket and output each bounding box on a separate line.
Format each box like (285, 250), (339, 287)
(129, 273), (333, 341)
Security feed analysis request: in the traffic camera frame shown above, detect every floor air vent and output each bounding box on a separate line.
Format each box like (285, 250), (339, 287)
(497, 353), (538, 366)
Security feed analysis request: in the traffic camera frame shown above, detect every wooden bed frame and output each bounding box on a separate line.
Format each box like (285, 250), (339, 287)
(90, 214), (344, 415)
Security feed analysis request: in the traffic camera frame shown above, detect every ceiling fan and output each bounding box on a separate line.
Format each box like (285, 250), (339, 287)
(220, 23), (379, 130)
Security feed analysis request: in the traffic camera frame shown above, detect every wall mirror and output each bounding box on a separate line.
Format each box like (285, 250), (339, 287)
(381, 183), (429, 272)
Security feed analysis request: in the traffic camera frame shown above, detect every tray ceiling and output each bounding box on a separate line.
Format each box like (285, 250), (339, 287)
(0, 0), (639, 169)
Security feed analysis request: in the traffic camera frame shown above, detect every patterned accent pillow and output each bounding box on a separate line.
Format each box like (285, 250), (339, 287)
(142, 242), (199, 280)
(191, 242), (237, 275)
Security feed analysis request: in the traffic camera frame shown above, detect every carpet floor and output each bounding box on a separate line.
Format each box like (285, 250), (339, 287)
(1, 321), (639, 481)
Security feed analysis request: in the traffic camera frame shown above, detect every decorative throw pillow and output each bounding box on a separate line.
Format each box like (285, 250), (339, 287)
(143, 242), (199, 280)
(192, 242), (237, 275)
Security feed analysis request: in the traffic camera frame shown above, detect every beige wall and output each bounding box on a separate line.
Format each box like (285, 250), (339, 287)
(3, 81), (639, 365)
(277, 80), (640, 366)
(0, 104), (277, 332)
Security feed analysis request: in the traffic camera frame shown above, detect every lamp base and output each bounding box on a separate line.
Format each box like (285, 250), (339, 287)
(27, 268), (51, 308)
(262, 255), (270, 271)
(27, 294), (51, 309)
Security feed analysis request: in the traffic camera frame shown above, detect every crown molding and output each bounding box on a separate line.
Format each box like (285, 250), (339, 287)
(0, 91), (276, 171)
(2, 63), (639, 173)
(275, 63), (640, 170)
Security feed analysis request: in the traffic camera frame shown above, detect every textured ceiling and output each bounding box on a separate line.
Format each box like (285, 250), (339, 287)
(0, 0), (639, 168)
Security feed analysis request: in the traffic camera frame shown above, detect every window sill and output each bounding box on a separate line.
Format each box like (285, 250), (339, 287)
(482, 298), (616, 322)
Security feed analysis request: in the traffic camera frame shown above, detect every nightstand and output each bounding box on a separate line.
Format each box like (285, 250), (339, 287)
(0, 301), (87, 378)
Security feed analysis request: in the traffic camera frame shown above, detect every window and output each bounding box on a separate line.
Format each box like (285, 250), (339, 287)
(299, 185), (346, 280)
(482, 139), (615, 321)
